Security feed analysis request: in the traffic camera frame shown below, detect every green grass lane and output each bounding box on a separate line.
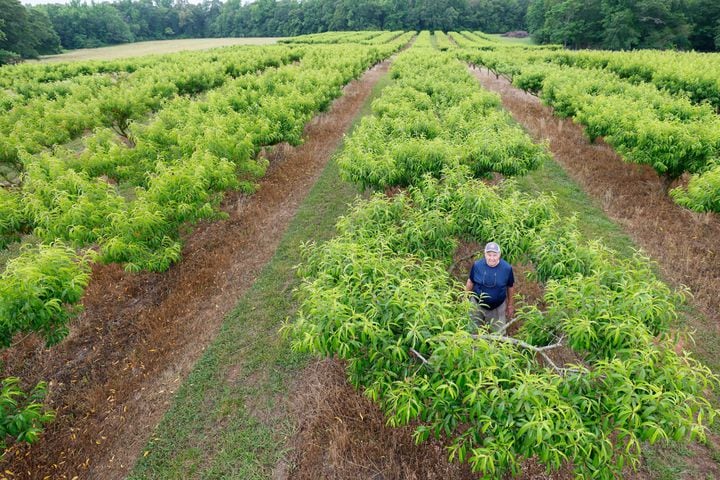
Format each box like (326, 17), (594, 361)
(127, 72), (392, 480)
(512, 153), (637, 256)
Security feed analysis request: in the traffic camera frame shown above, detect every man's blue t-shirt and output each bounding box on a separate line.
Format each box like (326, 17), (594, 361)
(468, 258), (514, 309)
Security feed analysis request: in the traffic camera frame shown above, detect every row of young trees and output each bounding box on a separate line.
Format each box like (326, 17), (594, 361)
(461, 43), (720, 212)
(0, 35), (411, 451)
(337, 32), (546, 190)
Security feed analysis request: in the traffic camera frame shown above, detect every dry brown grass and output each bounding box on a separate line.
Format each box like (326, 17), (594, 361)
(285, 359), (476, 480)
(285, 358), (578, 480)
(34, 38), (281, 63)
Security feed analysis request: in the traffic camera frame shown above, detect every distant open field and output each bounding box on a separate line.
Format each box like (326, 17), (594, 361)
(34, 37), (283, 62)
(485, 32), (535, 45)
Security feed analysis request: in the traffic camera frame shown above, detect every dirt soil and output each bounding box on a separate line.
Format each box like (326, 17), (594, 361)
(0, 60), (391, 480)
(470, 66), (720, 479)
(285, 359), (477, 480)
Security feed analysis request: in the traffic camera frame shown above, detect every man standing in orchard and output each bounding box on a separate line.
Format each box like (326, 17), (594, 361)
(465, 242), (515, 332)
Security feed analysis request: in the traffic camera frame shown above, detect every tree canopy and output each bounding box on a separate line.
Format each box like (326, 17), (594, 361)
(527, 0), (718, 50)
(0, 0), (60, 63)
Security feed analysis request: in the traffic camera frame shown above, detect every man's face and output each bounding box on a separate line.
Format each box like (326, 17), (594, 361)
(484, 251), (500, 267)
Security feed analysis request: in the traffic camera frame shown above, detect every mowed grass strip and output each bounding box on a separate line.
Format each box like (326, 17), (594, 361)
(513, 151), (720, 479)
(128, 73), (392, 479)
(512, 153), (637, 256)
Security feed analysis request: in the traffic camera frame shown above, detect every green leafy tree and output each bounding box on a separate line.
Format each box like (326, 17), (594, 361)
(0, 378), (54, 451)
(0, 0), (60, 63)
(25, 9), (62, 55)
(546, 0), (604, 48)
(602, 7), (640, 49)
(686, 0), (720, 50)
(43, 1), (133, 49)
(528, 0), (695, 49)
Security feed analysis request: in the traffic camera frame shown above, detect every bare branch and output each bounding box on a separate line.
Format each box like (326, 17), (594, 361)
(408, 334), (580, 376)
(536, 336), (565, 352)
(409, 347), (430, 367)
(472, 333), (580, 375)
(11, 332), (33, 348)
(498, 316), (521, 334)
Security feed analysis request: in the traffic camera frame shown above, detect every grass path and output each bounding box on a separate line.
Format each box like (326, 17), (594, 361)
(127, 72), (391, 479)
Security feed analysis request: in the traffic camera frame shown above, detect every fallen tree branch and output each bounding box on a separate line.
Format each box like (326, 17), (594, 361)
(11, 333), (33, 348)
(498, 316), (521, 334)
(410, 333), (579, 375)
(472, 333), (580, 375)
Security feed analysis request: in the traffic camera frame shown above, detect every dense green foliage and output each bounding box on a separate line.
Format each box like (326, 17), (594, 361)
(462, 47), (720, 207)
(1, 42), (401, 277)
(513, 48), (720, 111)
(38, 0), (528, 49)
(0, 46), (300, 178)
(0, 39), (406, 451)
(0, 0), (60, 64)
(0, 378), (54, 450)
(338, 47), (546, 189)
(39, 0), (215, 50)
(0, 243), (93, 348)
(0, 188), (24, 249)
(671, 164), (720, 213)
(526, 0), (720, 51)
(287, 166), (718, 478)
(281, 30), (402, 44)
(286, 42), (719, 478)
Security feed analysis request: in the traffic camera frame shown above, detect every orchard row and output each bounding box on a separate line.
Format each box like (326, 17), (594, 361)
(285, 43), (718, 479)
(456, 35), (720, 213)
(0, 34), (412, 451)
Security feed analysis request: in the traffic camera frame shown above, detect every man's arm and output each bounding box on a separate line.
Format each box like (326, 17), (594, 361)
(506, 285), (515, 318)
(465, 278), (474, 292)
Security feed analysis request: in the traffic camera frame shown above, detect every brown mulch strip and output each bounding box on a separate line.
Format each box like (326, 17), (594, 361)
(286, 358), (575, 480)
(285, 359), (477, 480)
(0, 60), (391, 480)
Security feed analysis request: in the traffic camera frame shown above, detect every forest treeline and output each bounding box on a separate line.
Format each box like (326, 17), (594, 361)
(1, 0), (720, 64)
(528, 0), (720, 51)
